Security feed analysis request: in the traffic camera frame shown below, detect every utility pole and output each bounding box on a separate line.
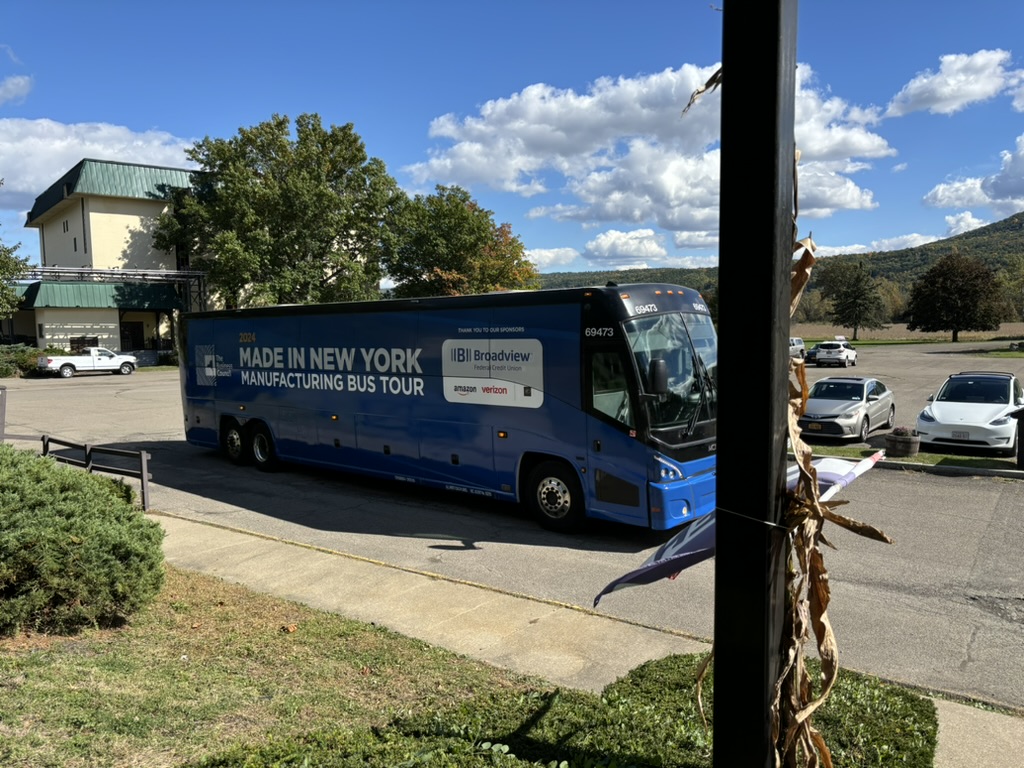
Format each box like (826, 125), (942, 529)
(713, 1), (799, 766)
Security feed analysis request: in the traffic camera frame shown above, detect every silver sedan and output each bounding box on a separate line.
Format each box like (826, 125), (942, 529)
(797, 376), (896, 442)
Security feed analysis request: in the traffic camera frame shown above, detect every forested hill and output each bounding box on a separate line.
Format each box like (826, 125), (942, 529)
(538, 211), (1024, 292)
(539, 266), (719, 292)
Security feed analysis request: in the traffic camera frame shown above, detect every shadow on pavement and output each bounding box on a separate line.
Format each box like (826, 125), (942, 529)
(29, 435), (678, 557)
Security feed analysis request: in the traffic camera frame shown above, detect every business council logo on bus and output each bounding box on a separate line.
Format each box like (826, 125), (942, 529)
(441, 338), (544, 409)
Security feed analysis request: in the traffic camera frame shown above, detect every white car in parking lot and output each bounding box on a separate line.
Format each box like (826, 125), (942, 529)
(916, 371), (1024, 456)
(816, 339), (857, 367)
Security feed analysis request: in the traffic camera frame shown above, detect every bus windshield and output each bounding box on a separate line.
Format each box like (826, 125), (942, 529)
(624, 312), (717, 438)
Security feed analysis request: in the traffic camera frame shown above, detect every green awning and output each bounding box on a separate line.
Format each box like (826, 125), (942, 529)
(17, 282), (183, 310)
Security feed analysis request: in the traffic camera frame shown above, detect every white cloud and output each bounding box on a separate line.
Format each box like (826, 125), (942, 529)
(885, 49), (1024, 117)
(1012, 81), (1024, 112)
(0, 44), (23, 65)
(0, 118), (195, 212)
(408, 64), (724, 194)
(794, 66), (893, 161)
(982, 134), (1024, 200)
(796, 162), (878, 218)
(407, 61), (894, 254)
(817, 232), (942, 256)
(814, 244), (870, 257)
(583, 228), (667, 268)
(673, 230), (718, 249)
(0, 75), (31, 106)
(658, 254), (719, 269)
(526, 247), (579, 271)
(871, 233), (942, 250)
(924, 133), (1024, 217)
(944, 211), (988, 235)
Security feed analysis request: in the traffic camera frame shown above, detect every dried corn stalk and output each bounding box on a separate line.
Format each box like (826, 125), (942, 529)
(770, 239), (894, 768)
(686, 70), (893, 765)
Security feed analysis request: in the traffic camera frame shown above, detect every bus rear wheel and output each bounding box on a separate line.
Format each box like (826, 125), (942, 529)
(249, 422), (279, 472)
(526, 461), (584, 533)
(221, 419), (250, 465)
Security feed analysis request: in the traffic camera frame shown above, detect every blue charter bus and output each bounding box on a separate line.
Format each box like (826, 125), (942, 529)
(178, 283), (717, 532)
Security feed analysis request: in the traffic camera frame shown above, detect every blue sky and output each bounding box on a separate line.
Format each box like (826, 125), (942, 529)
(2, 1), (1023, 273)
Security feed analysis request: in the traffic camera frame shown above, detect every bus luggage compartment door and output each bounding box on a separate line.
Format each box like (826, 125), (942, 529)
(585, 419), (648, 527)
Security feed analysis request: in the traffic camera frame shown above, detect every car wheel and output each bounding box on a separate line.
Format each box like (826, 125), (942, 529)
(249, 422), (279, 472)
(884, 405), (895, 430)
(851, 357), (857, 366)
(858, 417), (870, 442)
(221, 419), (251, 465)
(842, 358), (849, 368)
(526, 461), (584, 533)
(118, 362), (134, 375)
(59, 364), (75, 378)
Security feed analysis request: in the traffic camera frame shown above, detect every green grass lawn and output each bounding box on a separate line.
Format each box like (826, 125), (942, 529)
(804, 439), (1019, 471)
(0, 565), (939, 768)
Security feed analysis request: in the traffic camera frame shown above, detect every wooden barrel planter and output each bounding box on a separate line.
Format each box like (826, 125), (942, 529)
(885, 430), (921, 457)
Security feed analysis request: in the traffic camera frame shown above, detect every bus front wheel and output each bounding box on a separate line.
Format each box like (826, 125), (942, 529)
(526, 461), (584, 533)
(249, 422), (279, 472)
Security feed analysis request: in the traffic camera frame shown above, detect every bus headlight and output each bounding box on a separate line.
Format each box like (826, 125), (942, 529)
(655, 455), (682, 481)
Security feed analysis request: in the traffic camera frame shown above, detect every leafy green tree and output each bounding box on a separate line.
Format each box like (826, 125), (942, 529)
(996, 252), (1024, 322)
(153, 114), (407, 308)
(384, 185), (539, 298)
(906, 251), (1007, 342)
(0, 179), (30, 318)
(874, 276), (908, 323)
(815, 259), (887, 340)
(700, 285), (719, 325)
(791, 287), (830, 323)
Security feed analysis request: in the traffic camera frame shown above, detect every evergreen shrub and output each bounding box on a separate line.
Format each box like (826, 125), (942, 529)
(0, 444), (165, 635)
(0, 343), (46, 377)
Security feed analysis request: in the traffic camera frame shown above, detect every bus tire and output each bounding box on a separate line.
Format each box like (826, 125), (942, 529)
(221, 418), (250, 465)
(526, 461), (584, 533)
(249, 422), (279, 472)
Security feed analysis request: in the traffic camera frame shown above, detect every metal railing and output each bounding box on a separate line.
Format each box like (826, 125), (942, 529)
(0, 385), (152, 510)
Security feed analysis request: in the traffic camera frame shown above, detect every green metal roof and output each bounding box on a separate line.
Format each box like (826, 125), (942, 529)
(17, 281), (183, 310)
(24, 159), (194, 226)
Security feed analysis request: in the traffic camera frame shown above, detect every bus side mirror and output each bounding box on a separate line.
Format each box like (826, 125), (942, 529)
(648, 359), (668, 395)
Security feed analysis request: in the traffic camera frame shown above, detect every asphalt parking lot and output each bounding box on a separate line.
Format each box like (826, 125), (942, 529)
(797, 338), (1024, 456)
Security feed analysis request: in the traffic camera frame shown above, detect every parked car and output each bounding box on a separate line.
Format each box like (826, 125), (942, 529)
(789, 337), (806, 358)
(915, 371), (1024, 456)
(805, 344), (821, 364)
(816, 339), (857, 367)
(798, 376), (895, 442)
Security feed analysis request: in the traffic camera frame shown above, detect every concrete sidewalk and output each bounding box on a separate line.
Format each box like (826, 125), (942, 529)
(155, 513), (1024, 768)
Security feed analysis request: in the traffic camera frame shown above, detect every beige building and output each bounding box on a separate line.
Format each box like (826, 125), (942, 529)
(12, 159), (205, 358)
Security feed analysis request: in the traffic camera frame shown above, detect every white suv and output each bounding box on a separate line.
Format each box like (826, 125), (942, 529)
(816, 340), (857, 367)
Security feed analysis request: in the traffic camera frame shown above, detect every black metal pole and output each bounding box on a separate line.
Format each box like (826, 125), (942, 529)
(713, 1), (798, 766)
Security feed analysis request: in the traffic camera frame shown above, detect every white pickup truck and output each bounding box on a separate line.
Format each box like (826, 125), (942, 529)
(37, 347), (138, 378)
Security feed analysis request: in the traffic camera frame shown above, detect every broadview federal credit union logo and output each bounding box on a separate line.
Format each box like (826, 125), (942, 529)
(442, 339), (543, 408)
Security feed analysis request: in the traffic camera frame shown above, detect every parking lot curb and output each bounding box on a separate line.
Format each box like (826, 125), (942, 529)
(797, 453), (1024, 481)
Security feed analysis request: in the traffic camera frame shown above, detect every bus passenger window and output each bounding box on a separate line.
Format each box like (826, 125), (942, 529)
(592, 352), (634, 428)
